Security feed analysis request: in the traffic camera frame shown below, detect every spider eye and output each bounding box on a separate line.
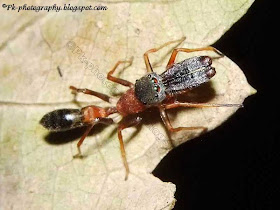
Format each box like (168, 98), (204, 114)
(157, 86), (160, 92)
(151, 78), (158, 83)
(153, 85), (160, 92)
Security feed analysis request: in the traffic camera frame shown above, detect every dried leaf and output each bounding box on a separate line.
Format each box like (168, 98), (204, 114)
(0, 0), (255, 209)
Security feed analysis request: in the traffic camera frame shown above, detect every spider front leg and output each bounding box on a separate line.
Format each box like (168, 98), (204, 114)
(107, 58), (134, 88)
(117, 116), (142, 180)
(144, 37), (186, 73)
(166, 46), (224, 68)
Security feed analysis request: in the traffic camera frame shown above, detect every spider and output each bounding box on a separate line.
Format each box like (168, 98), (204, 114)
(40, 37), (242, 180)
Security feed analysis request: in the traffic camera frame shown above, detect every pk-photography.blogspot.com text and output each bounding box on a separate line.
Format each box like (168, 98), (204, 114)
(2, 3), (108, 12)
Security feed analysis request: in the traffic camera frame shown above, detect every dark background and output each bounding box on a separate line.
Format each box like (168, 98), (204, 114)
(153, 1), (278, 209)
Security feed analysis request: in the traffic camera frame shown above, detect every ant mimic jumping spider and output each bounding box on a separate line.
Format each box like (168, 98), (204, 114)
(40, 37), (243, 180)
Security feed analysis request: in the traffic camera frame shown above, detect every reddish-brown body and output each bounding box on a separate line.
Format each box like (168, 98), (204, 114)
(81, 105), (118, 124)
(116, 88), (146, 116)
(81, 106), (107, 123)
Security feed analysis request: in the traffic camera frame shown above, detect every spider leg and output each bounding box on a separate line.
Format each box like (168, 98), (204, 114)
(117, 116), (142, 180)
(166, 46), (224, 68)
(159, 107), (207, 133)
(159, 101), (242, 134)
(107, 58), (134, 88)
(70, 86), (112, 103)
(73, 117), (114, 158)
(164, 101), (243, 109)
(144, 37), (186, 73)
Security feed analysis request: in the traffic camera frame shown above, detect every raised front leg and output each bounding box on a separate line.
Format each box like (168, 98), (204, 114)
(144, 37), (186, 73)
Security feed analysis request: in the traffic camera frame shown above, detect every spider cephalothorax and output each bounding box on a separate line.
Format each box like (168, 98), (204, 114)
(134, 72), (166, 105)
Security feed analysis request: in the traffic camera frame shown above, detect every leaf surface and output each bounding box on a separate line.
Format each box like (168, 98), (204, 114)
(0, 0), (255, 209)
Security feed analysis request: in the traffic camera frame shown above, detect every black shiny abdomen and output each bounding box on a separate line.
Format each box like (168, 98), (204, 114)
(40, 109), (83, 132)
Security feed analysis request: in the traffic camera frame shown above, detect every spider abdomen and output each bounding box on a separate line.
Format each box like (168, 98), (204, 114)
(40, 109), (84, 132)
